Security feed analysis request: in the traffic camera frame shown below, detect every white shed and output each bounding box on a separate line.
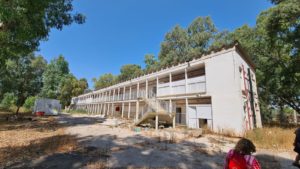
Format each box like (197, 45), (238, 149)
(33, 98), (61, 115)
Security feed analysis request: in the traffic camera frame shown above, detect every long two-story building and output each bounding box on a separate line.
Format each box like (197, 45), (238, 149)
(70, 43), (262, 135)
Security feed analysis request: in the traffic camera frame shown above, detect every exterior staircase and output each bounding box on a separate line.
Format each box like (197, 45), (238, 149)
(135, 97), (176, 127)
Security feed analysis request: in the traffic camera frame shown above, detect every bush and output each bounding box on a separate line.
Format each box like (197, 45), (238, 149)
(0, 93), (16, 109)
(23, 96), (37, 112)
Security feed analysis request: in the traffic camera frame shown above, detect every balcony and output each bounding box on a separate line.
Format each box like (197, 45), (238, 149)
(157, 75), (206, 97)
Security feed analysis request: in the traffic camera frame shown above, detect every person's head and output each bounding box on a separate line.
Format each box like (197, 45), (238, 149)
(234, 138), (256, 155)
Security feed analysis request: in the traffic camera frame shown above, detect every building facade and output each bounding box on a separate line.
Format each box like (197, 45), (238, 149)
(71, 44), (262, 135)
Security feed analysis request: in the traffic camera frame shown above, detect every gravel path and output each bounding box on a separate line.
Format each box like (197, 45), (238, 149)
(59, 114), (297, 169)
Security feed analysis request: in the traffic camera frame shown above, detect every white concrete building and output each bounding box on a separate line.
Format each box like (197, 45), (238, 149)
(70, 43), (262, 135)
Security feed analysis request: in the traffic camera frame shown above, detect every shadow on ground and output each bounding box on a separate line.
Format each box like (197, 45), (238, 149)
(1, 132), (295, 169)
(0, 114), (105, 131)
(0, 114), (296, 169)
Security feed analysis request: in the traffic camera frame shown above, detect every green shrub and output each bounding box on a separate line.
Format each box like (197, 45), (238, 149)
(0, 93), (16, 109)
(23, 96), (37, 111)
(68, 109), (87, 114)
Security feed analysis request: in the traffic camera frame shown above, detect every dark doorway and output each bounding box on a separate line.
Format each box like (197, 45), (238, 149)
(199, 119), (208, 128)
(176, 107), (182, 124)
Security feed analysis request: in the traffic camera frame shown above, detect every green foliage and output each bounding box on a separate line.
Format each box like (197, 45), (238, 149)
(159, 16), (219, 67)
(159, 25), (190, 67)
(0, 93), (16, 109)
(58, 74), (88, 107)
(118, 64), (143, 82)
(144, 54), (159, 73)
(0, 0), (85, 107)
(4, 54), (44, 113)
(93, 73), (116, 90)
(68, 108), (87, 114)
(40, 55), (70, 99)
(23, 96), (37, 111)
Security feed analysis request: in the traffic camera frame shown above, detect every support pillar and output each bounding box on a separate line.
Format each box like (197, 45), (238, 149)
(112, 103), (114, 117)
(185, 98), (189, 127)
(156, 76), (159, 97)
(123, 86), (126, 101)
(145, 79), (148, 98)
(118, 88), (120, 101)
(100, 103), (103, 115)
(128, 102), (131, 119)
(107, 103), (110, 116)
(185, 68), (188, 93)
(169, 73), (172, 95)
(170, 99), (175, 128)
(155, 114), (158, 130)
(135, 101), (139, 121)
(103, 103), (106, 116)
(122, 102), (125, 118)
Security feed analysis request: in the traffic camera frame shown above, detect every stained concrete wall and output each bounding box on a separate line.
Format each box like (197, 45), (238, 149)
(204, 50), (261, 135)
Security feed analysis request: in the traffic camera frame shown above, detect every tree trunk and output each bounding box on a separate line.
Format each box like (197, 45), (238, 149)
(15, 106), (20, 116)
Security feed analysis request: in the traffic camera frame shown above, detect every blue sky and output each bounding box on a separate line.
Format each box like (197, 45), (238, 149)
(37, 0), (272, 88)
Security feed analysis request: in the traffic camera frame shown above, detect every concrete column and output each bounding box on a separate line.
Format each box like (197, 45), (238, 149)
(156, 76), (159, 96)
(123, 86), (126, 101)
(169, 73), (172, 95)
(113, 89), (116, 101)
(100, 103), (103, 115)
(128, 102), (131, 119)
(109, 90), (111, 101)
(93, 104), (95, 115)
(136, 101), (139, 121)
(185, 68), (188, 93)
(185, 98), (189, 127)
(137, 82), (140, 98)
(170, 99), (175, 128)
(107, 103), (110, 116)
(103, 103), (106, 116)
(112, 103), (114, 116)
(118, 88), (120, 101)
(121, 102), (125, 118)
(155, 114), (158, 130)
(98, 104), (100, 114)
(145, 79), (148, 98)
(129, 86), (132, 100)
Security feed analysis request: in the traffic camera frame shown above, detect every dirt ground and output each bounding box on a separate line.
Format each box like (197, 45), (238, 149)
(0, 113), (298, 169)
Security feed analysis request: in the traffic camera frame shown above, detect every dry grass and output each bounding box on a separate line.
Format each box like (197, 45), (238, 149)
(0, 113), (78, 167)
(86, 161), (107, 169)
(245, 127), (296, 150)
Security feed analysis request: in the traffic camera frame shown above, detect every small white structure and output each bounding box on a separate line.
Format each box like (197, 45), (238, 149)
(33, 98), (61, 115)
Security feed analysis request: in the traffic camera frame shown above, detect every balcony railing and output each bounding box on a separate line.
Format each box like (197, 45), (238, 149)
(157, 75), (206, 97)
(76, 75), (206, 104)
